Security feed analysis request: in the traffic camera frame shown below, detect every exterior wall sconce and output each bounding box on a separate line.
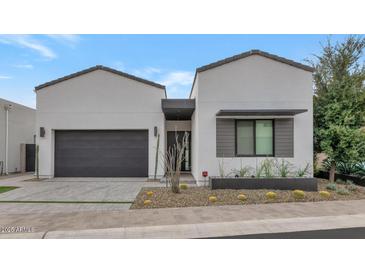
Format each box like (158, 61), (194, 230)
(154, 126), (158, 137)
(40, 127), (45, 137)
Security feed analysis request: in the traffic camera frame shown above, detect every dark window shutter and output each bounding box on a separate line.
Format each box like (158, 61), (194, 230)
(216, 119), (235, 157)
(274, 118), (294, 157)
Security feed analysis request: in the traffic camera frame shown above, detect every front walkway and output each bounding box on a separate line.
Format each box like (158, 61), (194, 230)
(1, 199), (365, 238)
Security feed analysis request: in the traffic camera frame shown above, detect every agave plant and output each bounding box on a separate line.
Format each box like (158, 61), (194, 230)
(322, 159), (365, 177)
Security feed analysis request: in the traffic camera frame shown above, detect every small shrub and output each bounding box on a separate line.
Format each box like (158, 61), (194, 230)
(336, 178), (346, 184)
(346, 183), (357, 192)
(293, 190), (305, 199)
(179, 183), (188, 190)
(275, 159), (293, 177)
(146, 191), (154, 197)
(257, 159), (275, 178)
(143, 200), (152, 206)
(232, 166), (253, 177)
(326, 183), (337, 191)
(296, 163), (311, 177)
(218, 158), (225, 177)
(265, 191), (277, 200)
(237, 194), (247, 201)
(346, 179), (353, 185)
(319, 191), (331, 199)
(208, 195), (217, 203)
(336, 188), (350, 195)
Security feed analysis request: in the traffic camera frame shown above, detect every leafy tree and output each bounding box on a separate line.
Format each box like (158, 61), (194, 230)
(310, 36), (365, 182)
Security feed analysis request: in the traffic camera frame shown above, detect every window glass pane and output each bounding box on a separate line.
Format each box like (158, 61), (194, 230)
(256, 120), (273, 155)
(237, 121), (254, 155)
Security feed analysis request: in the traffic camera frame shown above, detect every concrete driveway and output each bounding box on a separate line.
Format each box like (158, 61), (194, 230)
(0, 175), (160, 213)
(0, 177), (158, 202)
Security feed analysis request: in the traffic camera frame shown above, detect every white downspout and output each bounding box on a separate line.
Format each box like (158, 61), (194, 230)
(4, 104), (12, 175)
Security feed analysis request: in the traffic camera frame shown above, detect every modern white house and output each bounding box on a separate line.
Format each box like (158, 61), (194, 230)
(35, 50), (314, 184)
(0, 98), (36, 175)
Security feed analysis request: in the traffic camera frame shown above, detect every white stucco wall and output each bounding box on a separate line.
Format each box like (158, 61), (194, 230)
(192, 55), (313, 184)
(36, 69), (166, 178)
(0, 98), (35, 173)
(190, 77), (199, 180)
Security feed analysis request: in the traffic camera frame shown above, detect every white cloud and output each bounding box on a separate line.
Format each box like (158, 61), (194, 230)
(0, 35), (56, 59)
(0, 75), (12, 79)
(13, 64), (34, 69)
(132, 66), (162, 78)
(47, 34), (81, 47)
(111, 63), (194, 98)
(113, 61), (126, 71)
(161, 71), (194, 86)
(160, 71), (194, 98)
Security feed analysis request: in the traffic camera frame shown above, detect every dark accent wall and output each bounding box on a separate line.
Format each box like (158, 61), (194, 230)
(216, 118), (294, 158)
(216, 119), (235, 157)
(274, 118), (294, 157)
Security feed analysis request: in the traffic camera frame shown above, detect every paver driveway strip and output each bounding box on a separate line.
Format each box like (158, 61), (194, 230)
(0, 178), (160, 202)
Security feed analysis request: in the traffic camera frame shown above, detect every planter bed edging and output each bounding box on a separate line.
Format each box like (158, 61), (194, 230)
(210, 177), (318, 191)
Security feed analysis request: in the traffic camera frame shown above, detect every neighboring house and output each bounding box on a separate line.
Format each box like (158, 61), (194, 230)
(35, 50), (314, 184)
(0, 98), (36, 174)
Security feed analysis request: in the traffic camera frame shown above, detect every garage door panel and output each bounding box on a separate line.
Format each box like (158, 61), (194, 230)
(55, 130), (148, 177)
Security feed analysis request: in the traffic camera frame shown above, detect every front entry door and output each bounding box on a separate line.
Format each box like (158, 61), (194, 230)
(167, 131), (191, 172)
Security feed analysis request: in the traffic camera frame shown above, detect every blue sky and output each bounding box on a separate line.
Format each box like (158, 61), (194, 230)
(0, 34), (359, 108)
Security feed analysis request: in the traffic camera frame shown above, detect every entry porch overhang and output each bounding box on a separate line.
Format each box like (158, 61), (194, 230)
(161, 99), (195, 120)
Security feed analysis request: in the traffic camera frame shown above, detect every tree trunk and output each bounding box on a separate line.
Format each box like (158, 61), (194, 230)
(171, 176), (180, 193)
(329, 161), (336, 183)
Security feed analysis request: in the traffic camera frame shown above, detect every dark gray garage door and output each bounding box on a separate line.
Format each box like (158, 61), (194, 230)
(55, 130), (148, 177)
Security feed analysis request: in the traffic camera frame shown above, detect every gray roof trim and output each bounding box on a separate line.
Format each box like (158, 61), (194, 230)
(190, 49), (314, 98)
(197, 50), (314, 73)
(34, 65), (166, 94)
(216, 109), (308, 116)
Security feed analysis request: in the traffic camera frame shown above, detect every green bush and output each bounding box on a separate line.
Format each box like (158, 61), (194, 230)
(319, 191), (331, 199)
(237, 194), (247, 201)
(179, 183), (188, 190)
(143, 200), (152, 206)
(265, 191), (277, 200)
(336, 188), (350, 195)
(326, 183), (337, 191)
(293, 190), (305, 199)
(346, 183), (357, 192)
(336, 178), (346, 184)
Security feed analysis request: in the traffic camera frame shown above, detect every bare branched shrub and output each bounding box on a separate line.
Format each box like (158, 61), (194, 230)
(162, 132), (189, 193)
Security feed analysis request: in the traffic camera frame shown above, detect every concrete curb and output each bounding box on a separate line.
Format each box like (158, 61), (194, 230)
(2, 213), (365, 239)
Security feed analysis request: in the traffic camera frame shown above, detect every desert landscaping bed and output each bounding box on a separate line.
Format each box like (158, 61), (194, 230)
(131, 179), (365, 209)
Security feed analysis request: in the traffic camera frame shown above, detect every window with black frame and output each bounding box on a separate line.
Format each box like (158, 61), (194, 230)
(236, 120), (274, 156)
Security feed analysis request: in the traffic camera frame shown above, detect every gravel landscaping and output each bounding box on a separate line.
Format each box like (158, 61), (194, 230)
(131, 179), (365, 209)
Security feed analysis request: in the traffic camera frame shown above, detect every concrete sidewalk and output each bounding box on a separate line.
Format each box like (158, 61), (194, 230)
(1, 199), (365, 238)
(43, 213), (365, 238)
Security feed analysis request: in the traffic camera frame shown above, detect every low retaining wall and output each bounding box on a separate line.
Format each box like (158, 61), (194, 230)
(315, 171), (365, 187)
(210, 177), (318, 191)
